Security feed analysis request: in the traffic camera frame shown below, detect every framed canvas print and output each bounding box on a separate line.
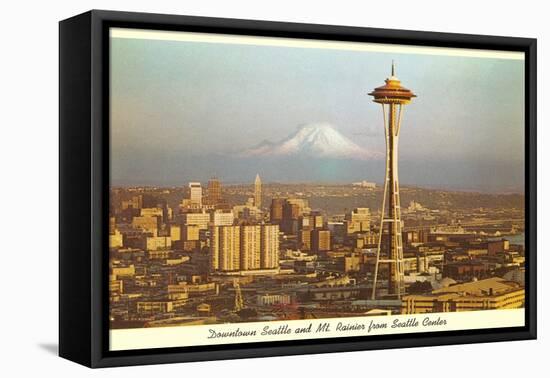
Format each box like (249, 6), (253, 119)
(59, 10), (536, 368)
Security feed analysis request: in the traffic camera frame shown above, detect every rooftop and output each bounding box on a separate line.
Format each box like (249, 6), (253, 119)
(369, 62), (416, 104)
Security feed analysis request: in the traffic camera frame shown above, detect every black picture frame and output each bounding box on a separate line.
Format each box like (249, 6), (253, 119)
(59, 9), (537, 368)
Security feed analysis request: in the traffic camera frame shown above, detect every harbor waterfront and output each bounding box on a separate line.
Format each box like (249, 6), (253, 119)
(490, 233), (525, 246)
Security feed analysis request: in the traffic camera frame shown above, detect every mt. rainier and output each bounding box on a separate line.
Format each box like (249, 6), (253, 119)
(243, 123), (381, 160)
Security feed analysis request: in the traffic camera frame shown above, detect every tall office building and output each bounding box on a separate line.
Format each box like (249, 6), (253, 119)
(312, 229), (331, 253)
(299, 228), (312, 251)
(270, 198), (285, 223)
(304, 211), (324, 229)
(220, 226), (241, 271)
(281, 202), (301, 235)
(260, 224), (280, 269)
(369, 62), (416, 299)
(206, 177), (222, 206)
(210, 224), (279, 272)
(254, 174), (262, 209)
(286, 198), (309, 213)
(188, 182), (202, 207)
(209, 225), (220, 271)
(240, 225), (261, 270)
(209, 225), (240, 271)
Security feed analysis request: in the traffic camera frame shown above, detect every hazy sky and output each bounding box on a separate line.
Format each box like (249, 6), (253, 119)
(110, 30), (525, 192)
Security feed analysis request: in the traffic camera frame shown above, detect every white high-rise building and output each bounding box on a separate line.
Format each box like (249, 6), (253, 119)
(188, 182), (202, 207)
(209, 224), (279, 272)
(240, 225), (261, 270)
(209, 225), (240, 271)
(261, 224), (280, 269)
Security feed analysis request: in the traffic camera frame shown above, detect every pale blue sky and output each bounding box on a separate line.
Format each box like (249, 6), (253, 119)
(110, 33), (525, 192)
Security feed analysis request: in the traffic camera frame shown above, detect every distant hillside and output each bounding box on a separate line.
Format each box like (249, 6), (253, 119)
(224, 184), (525, 215)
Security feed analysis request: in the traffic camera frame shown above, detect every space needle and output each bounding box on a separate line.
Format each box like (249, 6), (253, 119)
(369, 62), (416, 299)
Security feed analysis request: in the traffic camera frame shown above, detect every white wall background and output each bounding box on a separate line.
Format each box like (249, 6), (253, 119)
(0, 0), (546, 376)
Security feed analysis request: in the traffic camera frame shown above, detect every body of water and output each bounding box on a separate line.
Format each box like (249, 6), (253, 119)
(489, 232), (525, 246)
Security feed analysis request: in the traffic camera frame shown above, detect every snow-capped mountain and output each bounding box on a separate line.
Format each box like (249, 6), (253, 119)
(243, 123), (381, 160)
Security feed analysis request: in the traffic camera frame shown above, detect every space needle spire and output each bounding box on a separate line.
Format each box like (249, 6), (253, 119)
(369, 62), (416, 299)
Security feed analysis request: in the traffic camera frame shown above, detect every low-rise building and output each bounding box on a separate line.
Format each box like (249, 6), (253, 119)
(257, 293), (292, 306)
(401, 277), (524, 314)
(136, 299), (187, 314)
(111, 264), (135, 279)
(109, 229), (124, 248)
(146, 236), (171, 251)
(443, 260), (487, 281)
